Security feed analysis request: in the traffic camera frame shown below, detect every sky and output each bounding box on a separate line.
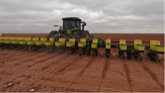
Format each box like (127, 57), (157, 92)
(0, 0), (164, 34)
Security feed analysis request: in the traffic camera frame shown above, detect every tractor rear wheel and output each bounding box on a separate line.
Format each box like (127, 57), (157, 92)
(48, 30), (58, 38)
(82, 31), (90, 38)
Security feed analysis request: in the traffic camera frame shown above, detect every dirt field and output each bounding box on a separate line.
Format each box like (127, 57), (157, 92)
(0, 33), (164, 92)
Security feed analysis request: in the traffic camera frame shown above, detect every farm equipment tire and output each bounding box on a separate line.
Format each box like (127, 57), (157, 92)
(82, 31), (90, 38)
(86, 46), (91, 56)
(91, 49), (98, 57)
(48, 30), (58, 38)
(119, 51), (125, 60)
(127, 48), (132, 60)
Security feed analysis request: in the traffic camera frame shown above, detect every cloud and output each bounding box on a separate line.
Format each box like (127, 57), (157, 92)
(0, 0), (164, 34)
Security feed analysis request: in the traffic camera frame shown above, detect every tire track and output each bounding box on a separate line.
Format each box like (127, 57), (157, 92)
(0, 51), (25, 60)
(1, 75), (31, 92)
(98, 58), (110, 92)
(55, 56), (83, 74)
(2, 51), (46, 67)
(141, 62), (164, 89)
(160, 62), (164, 68)
(9, 55), (72, 92)
(0, 51), (39, 67)
(0, 71), (13, 75)
(67, 57), (95, 91)
(0, 51), (39, 64)
(122, 60), (132, 92)
(41, 54), (68, 71)
(26, 53), (57, 68)
(5, 54), (72, 92)
(0, 53), (60, 91)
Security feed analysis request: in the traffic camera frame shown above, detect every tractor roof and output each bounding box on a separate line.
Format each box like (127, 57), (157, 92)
(62, 17), (82, 21)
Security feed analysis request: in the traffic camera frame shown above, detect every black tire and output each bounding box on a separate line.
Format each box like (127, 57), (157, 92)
(127, 48), (132, 60)
(105, 49), (110, 58)
(133, 52), (137, 60)
(86, 46), (91, 56)
(82, 31), (90, 38)
(48, 30), (58, 38)
(91, 49), (98, 57)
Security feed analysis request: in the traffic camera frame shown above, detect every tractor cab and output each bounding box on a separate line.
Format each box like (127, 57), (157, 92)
(49, 17), (89, 39)
(62, 17), (82, 30)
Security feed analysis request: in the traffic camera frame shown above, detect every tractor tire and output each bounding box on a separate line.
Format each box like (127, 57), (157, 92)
(91, 49), (98, 57)
(127, 48), (132, 60)
(86, 46), (91, 56)
(82, 31), (90, 38)
(48, 30), (58, 38)
(133, 52), (137, 60)
(119, 51), (125, 60)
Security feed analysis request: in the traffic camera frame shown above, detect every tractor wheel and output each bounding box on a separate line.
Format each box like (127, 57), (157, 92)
(127, 48), (132, 60)
(105, 49), (110, 58)
(105, 52), (110, 58)
(82, 31), (90, 38)
(119, 51), (125, 60)
(79, 48), (85, 56)
(69, 48), (76, 54)
(91, 49), (98, 57)
(86, 46), (91, 56)
(133, 52), (137, 60)
(48, 30), (58, 38)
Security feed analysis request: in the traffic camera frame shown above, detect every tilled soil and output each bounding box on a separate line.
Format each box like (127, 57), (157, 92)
(0, 48), (164, 92)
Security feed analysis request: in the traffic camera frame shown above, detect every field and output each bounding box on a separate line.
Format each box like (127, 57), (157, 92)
(0, 33), (164, 92)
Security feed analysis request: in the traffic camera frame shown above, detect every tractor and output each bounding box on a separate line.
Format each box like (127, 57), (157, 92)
(48, 17), (90, 40)
(48, 17), (91, 54)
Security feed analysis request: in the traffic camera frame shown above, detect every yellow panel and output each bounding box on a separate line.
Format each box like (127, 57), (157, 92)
(66, 42), (74, 47)
(10, 37), (17, 41)
(134, 44), (145, 51)
(27, 41), (35, 45)
(32, 37), (40, 41)
(69, 38), (76, 42)
(0, 40), (5, 43)
(66, 38), (75, 47)
(40, 37), (47, 42)
(154, 45), (165, 52)
(150, 40), (160, 45)
(49, 38), (55, 42)
(5, 41), (12, 44)
(55, 42), (62, 47)
(134, 39), (142, 45)
(45, 41), (52, 46)
(25, 37), (32, 41)
(35, 41), (43, 46)
(12, 41), (19, 44)
(91, 43), (97, 49)
(78, 42), (86, 48)
(80, 38), (86, 43)
(93, 39), (98, 43)
(120, 39), (126, 45)
(106, 39), (111, 44)
(78, 38), (86, 48)
(17, 37), (25, 41)
(59, 38), (66, 45)
(120, 44), (127, 50)
(150, 40), (160, 50)
(19, 41), (27, 45)
(106, 44), (111, 49)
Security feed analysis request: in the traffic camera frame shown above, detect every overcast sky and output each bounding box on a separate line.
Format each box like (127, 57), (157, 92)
(0, 0), (164, 34)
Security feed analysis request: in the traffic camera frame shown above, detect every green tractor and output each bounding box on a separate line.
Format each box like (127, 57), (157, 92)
(48, 17), (91, 54)
(48, 17), (90, 40)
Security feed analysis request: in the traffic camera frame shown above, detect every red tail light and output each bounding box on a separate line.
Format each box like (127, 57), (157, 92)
(68, 30), (70, 34)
